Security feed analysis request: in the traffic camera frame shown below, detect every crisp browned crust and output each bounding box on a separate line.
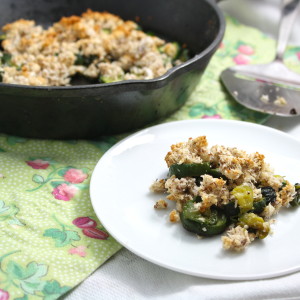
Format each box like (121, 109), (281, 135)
(153, 136), (296, 251)
(0, 10), (182, 86)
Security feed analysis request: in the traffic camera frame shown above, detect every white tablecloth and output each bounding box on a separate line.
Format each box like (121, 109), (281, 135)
(66, 1), (300, 299)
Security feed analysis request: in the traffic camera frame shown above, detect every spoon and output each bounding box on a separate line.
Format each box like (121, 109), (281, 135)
(220, 0), (300, 116)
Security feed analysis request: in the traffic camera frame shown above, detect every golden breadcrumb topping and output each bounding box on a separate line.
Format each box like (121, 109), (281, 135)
(150, 179), (167, 193)
(198, 175), (229, 212)
(0, 10), (187, 86)
(169, 209), (180, 223)
(150, 135), (297, 252)
(165, 176), (199, 202)
(154, 199), (168, 209)
(222, 226), (255, 252)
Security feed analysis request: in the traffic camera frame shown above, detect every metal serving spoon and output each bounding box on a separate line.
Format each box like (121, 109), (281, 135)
(221, 0), (300, 116)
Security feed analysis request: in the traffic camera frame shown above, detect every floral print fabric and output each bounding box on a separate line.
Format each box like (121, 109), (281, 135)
(0, 138), (121, 300)
(0, 16), (299, 299)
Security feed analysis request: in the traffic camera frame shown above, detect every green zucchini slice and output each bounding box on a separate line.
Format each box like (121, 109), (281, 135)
(180, 201), (227, 237)
(169, 162), (224, 179)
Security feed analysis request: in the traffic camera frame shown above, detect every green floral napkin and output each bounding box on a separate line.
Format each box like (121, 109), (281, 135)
(0, 16), (299, 300)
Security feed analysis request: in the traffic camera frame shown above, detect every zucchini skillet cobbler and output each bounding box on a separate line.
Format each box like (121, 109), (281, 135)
(150, 136), (300, 252)
(0, 10), (188, 86)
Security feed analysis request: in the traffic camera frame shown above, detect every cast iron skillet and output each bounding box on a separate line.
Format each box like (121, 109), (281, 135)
(0, 0), (225, 139)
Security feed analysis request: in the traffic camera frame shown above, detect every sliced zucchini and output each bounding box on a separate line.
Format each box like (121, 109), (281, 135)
(222, 201), (240, 217)
(238, 213), (270, 239)
(99, 75), (124, 83)
(1, 53), (12, 66)
(251, 197), (267, 214)
(261, 186), (276, 204)
(290, 183), (300, 207)
(180, 201), (227, 236)
(231, 185), (253, 214)
(74, 54), (97, 66)
(178, 48), (190, 62)
(168, 162), (224, 179)
(102, 28), (112, 34)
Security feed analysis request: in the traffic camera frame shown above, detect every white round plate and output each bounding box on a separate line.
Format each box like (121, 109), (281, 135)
(90, 119), (300, 280)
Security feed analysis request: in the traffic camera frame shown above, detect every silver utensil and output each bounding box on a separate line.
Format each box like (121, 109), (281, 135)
(221, 0), (300, 116)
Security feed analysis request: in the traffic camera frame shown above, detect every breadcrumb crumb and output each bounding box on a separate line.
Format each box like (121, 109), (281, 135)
(154, 199), (168, 209)
(274, 96), (287, 106)
(222, 226), (255, 251)
(150, 179), (166, 193)
(169, 209), (180, 223)
(260, 94), (269, 104)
